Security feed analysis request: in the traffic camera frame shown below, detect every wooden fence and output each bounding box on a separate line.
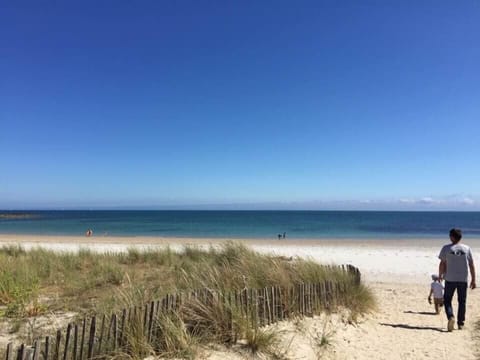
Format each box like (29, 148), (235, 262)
(5, 265), (360, 360)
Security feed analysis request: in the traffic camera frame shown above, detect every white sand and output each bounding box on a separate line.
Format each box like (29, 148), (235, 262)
(1, 234), (479, 359)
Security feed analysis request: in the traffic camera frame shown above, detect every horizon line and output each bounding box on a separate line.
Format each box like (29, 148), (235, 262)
(1, 208), (480, 213)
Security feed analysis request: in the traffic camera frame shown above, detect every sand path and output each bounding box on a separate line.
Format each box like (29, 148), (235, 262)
(321, 281), (480, 360)
(206, 282), (480, 360)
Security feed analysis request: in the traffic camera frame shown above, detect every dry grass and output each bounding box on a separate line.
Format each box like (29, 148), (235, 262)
(0, 242), (374, 358)
(0, 243), (368, 317)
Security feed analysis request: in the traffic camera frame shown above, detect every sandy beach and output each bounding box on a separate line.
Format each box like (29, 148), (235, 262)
(1, 234), (480, 359)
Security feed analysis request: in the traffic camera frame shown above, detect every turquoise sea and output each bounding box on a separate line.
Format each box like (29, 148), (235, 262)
(1, 211), (480, 240)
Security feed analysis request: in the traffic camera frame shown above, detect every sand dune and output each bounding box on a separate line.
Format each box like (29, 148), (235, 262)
(1, 235), (479, 359)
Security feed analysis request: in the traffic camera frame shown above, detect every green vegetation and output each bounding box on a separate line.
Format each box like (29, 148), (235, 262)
(0, 242), (374, 358)
(310, 317), (336, 359)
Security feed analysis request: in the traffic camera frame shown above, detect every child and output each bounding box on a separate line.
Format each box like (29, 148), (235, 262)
(428, 274), (444, 314)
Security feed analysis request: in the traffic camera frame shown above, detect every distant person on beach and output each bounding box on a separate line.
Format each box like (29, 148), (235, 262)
(428, 274), (444, 314)
(277, 234), (282, 240)
(438, 228), (476, 331)
(283, 232), (286, 239)
(85, 229), (93, 237)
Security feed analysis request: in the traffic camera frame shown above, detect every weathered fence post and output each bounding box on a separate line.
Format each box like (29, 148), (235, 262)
(119, 309), (126, 347)
(87, 316), (96, 359)
(32, 341), (39, 360)
(53, 330), (61, 360)
(148, 300), (155, 343)
(112, 314), (118, 351)
(72, 324), (78, 360)
(16, 343), (25, 360)
(44, 337), (50, 360)
(96, 315), (106, 355)
(25, 346), (34, 360)
(62, 323), (71, 360)
(264, 288), (271, 324)
(79, 318), (86, 360)
(6, 342), (13, 360)
(143, 304), (148, 334)
(276, 287), (281, 319)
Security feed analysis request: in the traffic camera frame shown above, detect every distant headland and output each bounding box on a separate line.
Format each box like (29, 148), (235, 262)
(0, 213), (40, 220)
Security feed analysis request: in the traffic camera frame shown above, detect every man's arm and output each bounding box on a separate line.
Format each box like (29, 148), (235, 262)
(439, 259), (446, 280)
(469, 260), (476, 289)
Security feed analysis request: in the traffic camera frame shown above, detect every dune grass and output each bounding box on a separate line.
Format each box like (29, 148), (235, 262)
(0, 243), (369, 316)
(0, 242), (374, 358)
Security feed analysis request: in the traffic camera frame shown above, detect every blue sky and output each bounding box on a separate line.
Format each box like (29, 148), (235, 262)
(1, 1), (479, 210)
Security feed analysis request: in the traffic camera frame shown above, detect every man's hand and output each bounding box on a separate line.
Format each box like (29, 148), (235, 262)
(470, 280), (476, 290)
(428, 296), (432, 304)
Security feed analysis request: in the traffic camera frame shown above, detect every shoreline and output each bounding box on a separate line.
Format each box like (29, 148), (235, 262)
(2, 233), (480, 247)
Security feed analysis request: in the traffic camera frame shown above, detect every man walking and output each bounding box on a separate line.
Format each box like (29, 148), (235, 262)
(439, 228), (476, 331)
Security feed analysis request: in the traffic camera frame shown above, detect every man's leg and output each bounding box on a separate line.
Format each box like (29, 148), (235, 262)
(457, 282), (468, 327)
(444, 281), (456, 331)
(444, 281), (455, 320)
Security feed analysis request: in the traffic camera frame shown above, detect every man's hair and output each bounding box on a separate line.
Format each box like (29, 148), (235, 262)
(449, 228), (462, 242)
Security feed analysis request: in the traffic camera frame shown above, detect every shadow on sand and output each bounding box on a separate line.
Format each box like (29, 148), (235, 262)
(403, 310), (438, 316)
(380, 323), (445, 332)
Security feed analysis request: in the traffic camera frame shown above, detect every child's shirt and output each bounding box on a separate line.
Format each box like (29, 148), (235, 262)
(431, 281), (444, 299)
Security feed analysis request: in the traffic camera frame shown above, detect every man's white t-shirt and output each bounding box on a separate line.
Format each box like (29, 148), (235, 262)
(438, 243), (474, 282)
(431, 281), (444, 299)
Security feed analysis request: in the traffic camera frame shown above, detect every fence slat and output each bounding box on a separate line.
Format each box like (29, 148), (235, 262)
(72, 324), (78, 360)
(78, 318), (86, 360)
(62, 324), (71, 360)
(112, 314), (118, 351)
(310, 284), (314, 315)
(249, 288), (254, 327)
(16, 344), (25, 360)
(6, 342), (13, 360)
(147, 301), (155, 342)
(273, 287), (278, 319)
(143, 304), (148, 334)
(119, 309), (127, 347)
(25, 347), (34, 360)
(44, 337), (50, 360)
(96, 315), (106, 355)
(32, 342), (39, 360)
(260, 289), (266, 326)
(277, 286), (282, 319)
(266, 288), (271, 322)
(87, 316), (96, 359)
(53, 330), (61, 360)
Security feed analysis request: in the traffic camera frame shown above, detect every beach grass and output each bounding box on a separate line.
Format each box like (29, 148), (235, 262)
(0, 242), (374, 358)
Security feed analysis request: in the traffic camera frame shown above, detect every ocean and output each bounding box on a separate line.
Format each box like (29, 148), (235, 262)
(1, 210), (480, 240)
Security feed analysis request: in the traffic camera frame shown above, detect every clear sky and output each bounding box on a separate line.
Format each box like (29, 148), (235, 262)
(1, 1), (479, 210)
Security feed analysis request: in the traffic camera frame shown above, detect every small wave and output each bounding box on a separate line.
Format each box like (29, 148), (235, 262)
(147, 228), (181, 233)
